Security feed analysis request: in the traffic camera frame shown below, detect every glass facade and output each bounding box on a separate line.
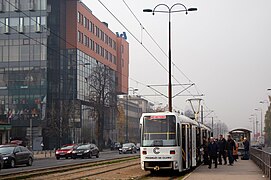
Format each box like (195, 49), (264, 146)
(0, 0), (48, 148)
(0, 0), (123, 149)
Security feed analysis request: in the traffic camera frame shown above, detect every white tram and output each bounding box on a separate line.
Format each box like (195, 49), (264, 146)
(140, 112), (211, 172)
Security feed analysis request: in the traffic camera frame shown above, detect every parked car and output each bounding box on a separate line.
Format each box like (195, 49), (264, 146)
(55, 144), (78, 160)
(72, 144), (99, 159)
(119, 143), (137, 154)
(0, 144), (33, 168)
(110, 142), (121, 150)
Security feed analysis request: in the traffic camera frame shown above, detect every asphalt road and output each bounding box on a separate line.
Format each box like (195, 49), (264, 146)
(0, 150), (139, 174)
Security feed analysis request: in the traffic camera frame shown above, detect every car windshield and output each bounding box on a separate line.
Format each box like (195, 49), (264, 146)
(142, 115), (176, 147)
(123, 144), (131, 147)
(0, 146), (15, 154)
(60, 145), (74, 150)
(77, 144), (90, 149)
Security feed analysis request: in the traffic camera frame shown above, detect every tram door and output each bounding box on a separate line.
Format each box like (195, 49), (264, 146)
(192, 125), (197, 167)
(181, 124), (187, 170)
(188, 125), (192, 168)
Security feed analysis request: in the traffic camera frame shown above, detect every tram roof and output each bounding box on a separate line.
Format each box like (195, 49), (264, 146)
(229, 128), (252, 133)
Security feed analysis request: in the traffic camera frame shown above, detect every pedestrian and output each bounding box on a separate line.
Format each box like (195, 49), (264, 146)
(218, 134), (227, 165)
(208, 137), (218, 169)
(233, 140), (238, 161)
(242, 137), (250, 160)
(226, 134), (236, 166)
(201, 137), (209, 165)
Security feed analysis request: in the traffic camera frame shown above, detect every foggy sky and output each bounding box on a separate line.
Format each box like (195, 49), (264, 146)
(82, 0), (271, 131)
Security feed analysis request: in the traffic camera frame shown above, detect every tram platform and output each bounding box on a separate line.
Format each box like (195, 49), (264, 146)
(184, 159), (267, 180)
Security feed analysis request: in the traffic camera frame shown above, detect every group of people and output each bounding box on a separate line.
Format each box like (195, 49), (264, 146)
(201, 134), (250, 169)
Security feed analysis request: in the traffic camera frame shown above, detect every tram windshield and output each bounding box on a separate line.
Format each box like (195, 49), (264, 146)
(142, 115), (176, 147)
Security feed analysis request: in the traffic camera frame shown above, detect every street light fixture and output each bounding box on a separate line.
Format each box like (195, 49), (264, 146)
(254, 108), (263, 137)
(143, 3), (197, 112)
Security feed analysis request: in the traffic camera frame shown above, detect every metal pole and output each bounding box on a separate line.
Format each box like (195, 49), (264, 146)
(211, 117), (214, 137)
(168, 12), (172, 112)
(30, 116), (32, 150)
(260, 108), (263, 137)
(201, 105), (203, 123)
(125, 95), (128, 142)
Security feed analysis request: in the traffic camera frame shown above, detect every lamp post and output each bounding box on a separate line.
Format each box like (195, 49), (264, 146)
(125, 87), (139, 143)
(250, 114), (258, 141)
(254, 108), (263, 137)
(143, 3), (197, 112)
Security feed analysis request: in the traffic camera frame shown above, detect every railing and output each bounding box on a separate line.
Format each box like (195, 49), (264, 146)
(250, 147), (271, 178)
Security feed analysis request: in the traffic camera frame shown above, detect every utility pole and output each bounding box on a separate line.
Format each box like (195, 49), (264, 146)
(201, 105), (203, 124)
(211, 117), (214, 137)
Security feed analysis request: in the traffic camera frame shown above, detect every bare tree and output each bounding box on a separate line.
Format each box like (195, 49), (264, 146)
(44, 100), (74, 148)
(87, 63), (117, 150)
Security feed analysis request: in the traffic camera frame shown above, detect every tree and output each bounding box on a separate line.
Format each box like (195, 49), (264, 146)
(86, 62), (117, 150)
(43, 100), (74, 149)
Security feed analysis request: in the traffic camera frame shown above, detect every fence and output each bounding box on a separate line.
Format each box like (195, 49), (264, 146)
(250, 147), (271, 178)
(33, 150), (55, 159)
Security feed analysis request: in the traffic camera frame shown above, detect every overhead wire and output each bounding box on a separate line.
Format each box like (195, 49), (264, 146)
(3, 0), (197, 112)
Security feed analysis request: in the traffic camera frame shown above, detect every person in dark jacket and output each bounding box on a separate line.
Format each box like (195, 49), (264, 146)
(218, 134), (227, 165)
(201, 137), (209, 165)
(226, 134), (236, 166)
(243, 137), (250, 159)
(208, 137), (219, 169)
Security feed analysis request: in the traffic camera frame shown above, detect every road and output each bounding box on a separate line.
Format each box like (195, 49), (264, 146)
(0, 150), (138, 175)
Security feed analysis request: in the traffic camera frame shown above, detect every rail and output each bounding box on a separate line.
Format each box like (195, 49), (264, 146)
(250, 147), (271, 178)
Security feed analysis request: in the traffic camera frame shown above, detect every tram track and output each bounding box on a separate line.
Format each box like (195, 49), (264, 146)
(0, 155), (139, 180)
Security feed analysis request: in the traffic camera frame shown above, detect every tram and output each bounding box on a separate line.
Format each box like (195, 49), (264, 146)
(229, 128), (251, 156)
(139, 112), (211, 172)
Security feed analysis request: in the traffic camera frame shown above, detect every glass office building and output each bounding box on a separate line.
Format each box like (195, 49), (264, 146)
(0, 0), (129, 149)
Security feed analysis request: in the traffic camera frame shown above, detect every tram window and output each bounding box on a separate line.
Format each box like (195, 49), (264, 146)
(177, 123), (180, 146)
(142, 115), (176, 147)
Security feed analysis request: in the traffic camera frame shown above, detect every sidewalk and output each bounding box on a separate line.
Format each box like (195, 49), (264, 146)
(184, 159), (267, 180)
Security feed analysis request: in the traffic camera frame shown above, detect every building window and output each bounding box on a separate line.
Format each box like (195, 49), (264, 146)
(113, 56), (116, 64)
(113, 41), (116, 50)
(78, 31), (83, 43)
(35, 16), (41, 32)
(109, 38), (112, 47)
(4, 18), (9, 34)
(105, 50), (108, 60)
(77, 12), (80, 23)
(29, 0), (35, 11)
(18, 17), (24, 33)
(95, 43), (100, 54)
(0, 0), (4, 12)
(109, 53), (112, 62)
(105, 34), (108, 44)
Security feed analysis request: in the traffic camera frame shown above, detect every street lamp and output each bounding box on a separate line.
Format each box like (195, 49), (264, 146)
(143, 3), (197, 112)
(125, 87), (139, 143)
(254, 108), (263, 137)
(250, 114), (258, 141)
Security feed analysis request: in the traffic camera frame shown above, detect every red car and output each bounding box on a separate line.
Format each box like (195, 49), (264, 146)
(55, 144), (77, 160)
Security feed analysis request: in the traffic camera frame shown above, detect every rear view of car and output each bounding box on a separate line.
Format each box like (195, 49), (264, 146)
(119, 143), (137, 154)
(0, 145), (33, 168)
(55, 144), (77, 160)
(72, 144), (99, 159)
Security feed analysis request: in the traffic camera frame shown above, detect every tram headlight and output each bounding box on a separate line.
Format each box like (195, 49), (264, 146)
(174, 161), (178, 169)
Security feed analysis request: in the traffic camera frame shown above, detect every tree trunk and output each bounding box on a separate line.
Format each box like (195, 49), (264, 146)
(98, 111), (104, 151)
